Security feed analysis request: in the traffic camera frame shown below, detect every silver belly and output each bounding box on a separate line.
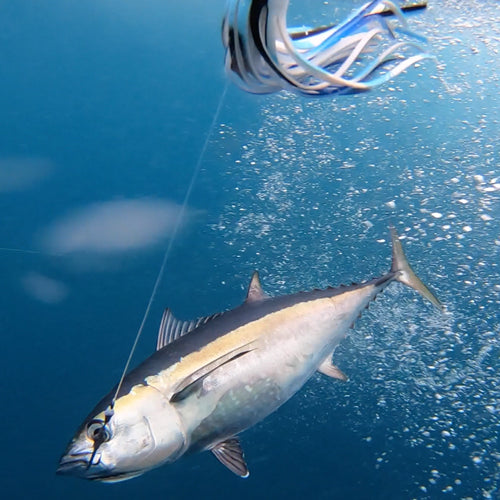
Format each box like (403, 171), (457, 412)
(176, 325), (336, 452)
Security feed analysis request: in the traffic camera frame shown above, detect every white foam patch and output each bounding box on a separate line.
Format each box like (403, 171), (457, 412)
(22, 272), (68, 304)
(41, 199), (188, 255)
(0, 157), (53, 192)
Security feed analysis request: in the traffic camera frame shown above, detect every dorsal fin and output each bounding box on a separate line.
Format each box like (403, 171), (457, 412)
(246, 271), (268, 303)
(211, 437), (249, 478)
(156, 308), (223, 351)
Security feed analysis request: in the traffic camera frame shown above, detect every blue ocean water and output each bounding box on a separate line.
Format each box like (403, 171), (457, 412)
(0, 1), (499, 499)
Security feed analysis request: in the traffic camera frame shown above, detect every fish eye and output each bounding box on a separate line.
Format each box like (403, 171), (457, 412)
(86, 419), (111, 443)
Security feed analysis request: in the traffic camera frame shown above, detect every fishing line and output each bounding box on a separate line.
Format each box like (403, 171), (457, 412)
(110, 82), (229, 408)
(0, 247), (45, 255)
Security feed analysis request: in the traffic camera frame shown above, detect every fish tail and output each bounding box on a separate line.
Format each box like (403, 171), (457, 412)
(390, 227), (443, 310)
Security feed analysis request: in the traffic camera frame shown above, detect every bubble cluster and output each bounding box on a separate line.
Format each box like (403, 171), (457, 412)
(208, 1), (499, 497)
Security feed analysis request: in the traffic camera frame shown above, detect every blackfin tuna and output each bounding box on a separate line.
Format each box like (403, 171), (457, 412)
(57, 228), (441, 482)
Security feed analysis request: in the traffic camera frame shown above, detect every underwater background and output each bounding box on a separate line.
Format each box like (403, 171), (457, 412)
(0, 1), (499, 498)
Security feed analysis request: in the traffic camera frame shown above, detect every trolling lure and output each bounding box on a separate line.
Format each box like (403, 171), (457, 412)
(222, 0), (433, 95)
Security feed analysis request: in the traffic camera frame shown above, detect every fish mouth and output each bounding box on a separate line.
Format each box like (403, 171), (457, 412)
(56, 459), (87, 475)
(56, 452), (102, 478)
(91, 471), (144, 483)
(57, 453), (141, 482)
(56, 458), (140, 482)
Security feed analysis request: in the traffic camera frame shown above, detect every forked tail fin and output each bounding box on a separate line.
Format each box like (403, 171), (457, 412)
(390, 227), (443, 310)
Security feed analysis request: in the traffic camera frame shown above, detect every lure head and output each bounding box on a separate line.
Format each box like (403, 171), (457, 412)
(57, 385), (186, 482)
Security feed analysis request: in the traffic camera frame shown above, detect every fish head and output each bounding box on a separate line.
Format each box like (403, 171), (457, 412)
(57, 385), (186, 482)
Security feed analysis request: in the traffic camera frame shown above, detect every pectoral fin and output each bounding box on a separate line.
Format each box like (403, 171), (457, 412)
(211, 438), (249, 478)
(318, 357), (348, 381)
(170, 346), (255, 403)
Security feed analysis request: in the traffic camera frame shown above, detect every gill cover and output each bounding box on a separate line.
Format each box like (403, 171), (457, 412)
(58, 384), (186, 481)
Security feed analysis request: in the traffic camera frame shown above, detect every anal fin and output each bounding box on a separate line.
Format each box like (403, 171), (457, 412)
(318, 357), (348, 381)
(211, 438), (249, 478)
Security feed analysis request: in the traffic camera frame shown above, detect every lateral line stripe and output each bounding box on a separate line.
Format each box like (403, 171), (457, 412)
(145, 289), (369, 395)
